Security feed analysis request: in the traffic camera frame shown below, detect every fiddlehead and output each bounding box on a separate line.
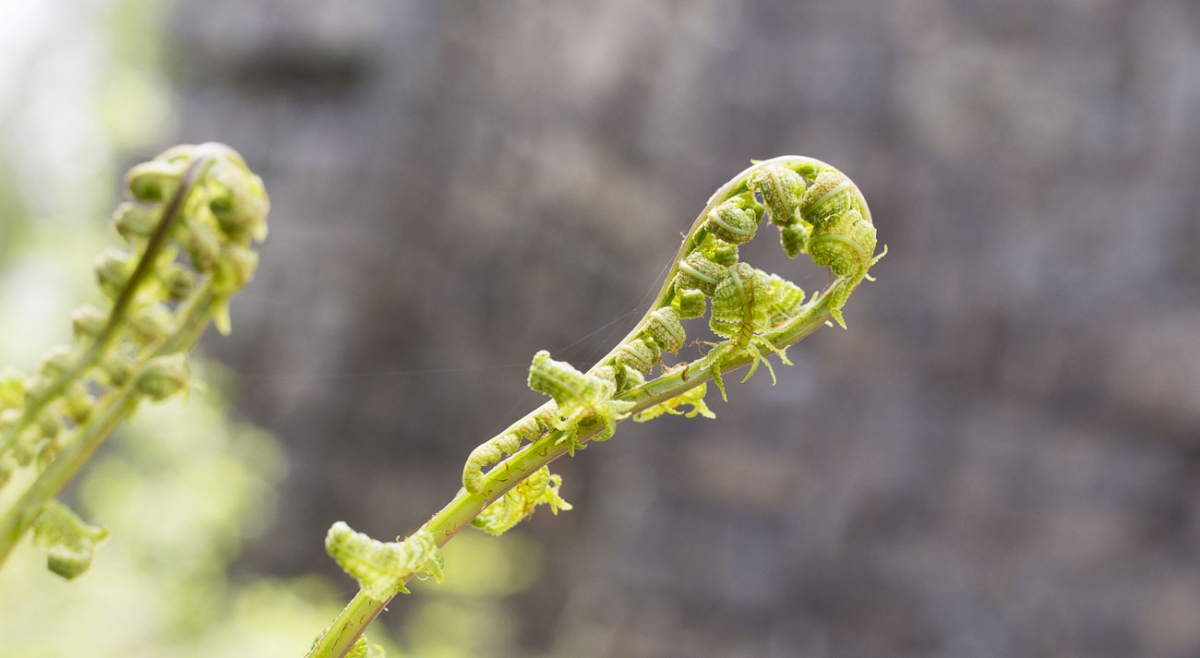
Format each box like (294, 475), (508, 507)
(325, 523), (445, 599)
(311, 155), (883, 658)
(527, 350), (636, 455)
(29, 500), (110, 580)
(0, 142), (269, 575)
(462, 407), (556, 495)
(455, 155), (879, 512)
(465, 155), (880, 516)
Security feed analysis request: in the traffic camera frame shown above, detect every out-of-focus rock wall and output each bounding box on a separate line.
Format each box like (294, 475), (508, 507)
(166, 1), (1200, 656)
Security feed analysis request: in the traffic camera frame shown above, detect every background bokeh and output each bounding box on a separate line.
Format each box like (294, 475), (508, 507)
(2, 1), (1200, 657)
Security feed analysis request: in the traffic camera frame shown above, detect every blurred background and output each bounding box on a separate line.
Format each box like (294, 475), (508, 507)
(1, 0), (1199, 656)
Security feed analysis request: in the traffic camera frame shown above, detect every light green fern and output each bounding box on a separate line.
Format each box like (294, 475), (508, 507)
(308, 155), (884, 658)
(0, 142), (269, 577)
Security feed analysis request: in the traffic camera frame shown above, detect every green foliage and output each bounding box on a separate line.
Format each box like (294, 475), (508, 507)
(0, 143), (269, 576)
